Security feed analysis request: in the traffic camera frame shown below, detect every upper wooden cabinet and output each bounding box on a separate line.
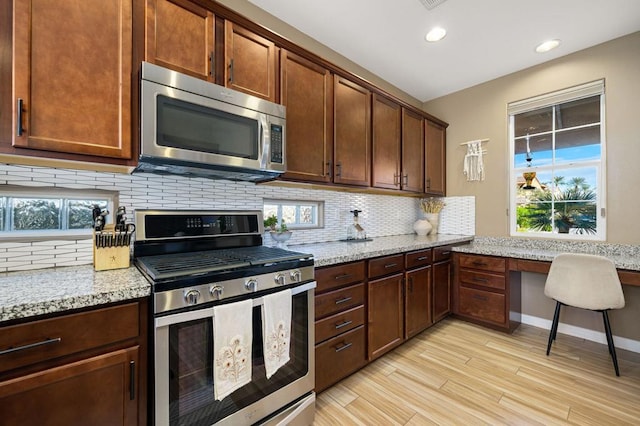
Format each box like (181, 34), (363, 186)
(145, 0), (215, 81)
(12, 0), (132, 159)
(402, 108), (425, 193)
(225, 21), (277, 102)
(280, 51), (333, 183)
(425, 119), (446, 196)
(372, 94), (401, 190)
(334, 76), (371, 187)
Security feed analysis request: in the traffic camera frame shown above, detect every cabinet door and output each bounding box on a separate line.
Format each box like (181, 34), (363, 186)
(368, 273), (403, 360)
(0, 346), (139, 426)
(13, 0), (132, 159)
(405, 266), (432, 339)
(432, 260), (451, 323)
(145, 0), (215, 81)
(334, 76), (371, 186)
(402, 109), (425, 193)
(225, 21), (277, 101)
(372, 94), (401, 190)
(280, 51), (333, 183)
(425, 120), (446, 196)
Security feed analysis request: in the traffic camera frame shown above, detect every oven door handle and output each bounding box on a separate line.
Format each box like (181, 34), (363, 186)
(155, 281), (317, 328)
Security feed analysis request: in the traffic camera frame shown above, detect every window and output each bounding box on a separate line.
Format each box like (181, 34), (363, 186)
(508, 80), (605, 240)
(0, 187), (117, 239)
(263, 199), (324, 230)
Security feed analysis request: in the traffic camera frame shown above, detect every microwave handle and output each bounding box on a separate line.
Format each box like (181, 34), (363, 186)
(259, 114), (269, 169)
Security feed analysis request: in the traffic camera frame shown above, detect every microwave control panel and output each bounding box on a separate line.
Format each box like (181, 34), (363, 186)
(270, 124), (284, 164)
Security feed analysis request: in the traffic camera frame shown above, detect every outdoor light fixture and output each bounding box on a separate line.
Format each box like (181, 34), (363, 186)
(522, 134), (536, 190)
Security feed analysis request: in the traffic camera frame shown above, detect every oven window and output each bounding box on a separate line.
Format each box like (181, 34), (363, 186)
(157, 95), (259, 160)
(166, 293), (309, 425)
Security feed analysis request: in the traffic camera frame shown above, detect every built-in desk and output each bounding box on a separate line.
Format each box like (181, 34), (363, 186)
(451, 237), (640, 333)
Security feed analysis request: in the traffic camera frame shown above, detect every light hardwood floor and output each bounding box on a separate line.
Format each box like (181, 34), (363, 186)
(314, 318), (640, 425)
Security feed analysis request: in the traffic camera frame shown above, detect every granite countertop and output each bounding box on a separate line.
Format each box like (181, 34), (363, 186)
(452, 236), (640, 272)
(0, 265), (151, 323)
(289, 233), (474, 267)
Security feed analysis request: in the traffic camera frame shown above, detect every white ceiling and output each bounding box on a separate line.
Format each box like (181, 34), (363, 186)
(247, 0), (640, 102)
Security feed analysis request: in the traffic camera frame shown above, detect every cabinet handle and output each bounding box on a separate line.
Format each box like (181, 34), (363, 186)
(393, 174), (399, 186)
(384, 263), (397, 269)
(441, 251), (451, 256)
(335, 296), (352, 305)
(334, 273), (352, 281)
(402, 174), (408, 186)
(16, 98), (24, 136)
(0, 337), (61, 356)
(472, 294), (488, 301)
(335, 342), (353, 353)
(417, 256), (429, 261)
(409, 277), (413, 292)
(129, 360), (136, 400)
(335, 162), (342, 177)
(473, 277), (489, 283)
(426, 177), (431, 189)
(335, 320), (353, 330)
(209, 51), (214, 77)
(472, 261), (488, 267)
(325, 161), (332, 177)
(228, 59), (234, 83)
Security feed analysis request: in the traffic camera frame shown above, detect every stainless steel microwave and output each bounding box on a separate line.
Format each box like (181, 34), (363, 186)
(134, 62), (286, 182)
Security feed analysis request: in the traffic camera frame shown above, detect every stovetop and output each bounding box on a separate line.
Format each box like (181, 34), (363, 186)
(136, 246), (313, 281)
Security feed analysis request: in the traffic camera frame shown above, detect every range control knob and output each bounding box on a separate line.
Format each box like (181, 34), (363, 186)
(274, 273), (286, 286)
(245, 279), (258, 292)
(184, 289), (201, 305)
(210, 285), (224, 300)
(290, 269), (302, 282)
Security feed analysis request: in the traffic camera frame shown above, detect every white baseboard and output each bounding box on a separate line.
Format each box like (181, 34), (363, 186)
(520, 314), (640, 354)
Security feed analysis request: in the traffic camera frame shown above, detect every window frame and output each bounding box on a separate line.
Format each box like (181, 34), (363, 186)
(508, 80), (606, 240)
(263, 199), (324, 230)
(0, 186), (118, 241)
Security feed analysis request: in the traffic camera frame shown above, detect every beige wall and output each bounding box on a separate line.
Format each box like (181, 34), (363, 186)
(425, 33), (640, 344)
(215, 0), (423, 109)
(423, 31), (640, 244)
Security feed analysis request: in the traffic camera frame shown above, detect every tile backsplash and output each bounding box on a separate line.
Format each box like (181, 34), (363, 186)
(0, 164), (475, 272)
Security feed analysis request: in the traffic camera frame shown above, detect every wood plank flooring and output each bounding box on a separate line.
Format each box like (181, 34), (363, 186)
(314, 318), (640, 425)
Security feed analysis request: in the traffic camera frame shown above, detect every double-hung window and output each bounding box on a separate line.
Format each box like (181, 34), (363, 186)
(508, 80), (605, 240)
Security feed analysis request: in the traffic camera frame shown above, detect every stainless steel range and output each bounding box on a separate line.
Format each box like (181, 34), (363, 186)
(133, 210), (316, 426)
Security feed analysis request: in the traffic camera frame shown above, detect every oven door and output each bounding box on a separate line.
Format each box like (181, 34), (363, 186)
(153, 282), (315, 426)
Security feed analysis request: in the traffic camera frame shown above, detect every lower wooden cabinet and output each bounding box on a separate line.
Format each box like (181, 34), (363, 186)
(0, 347), (139, 426)
(405, 266), (432, 339)
(0, 300), (148, 425)
(368, 273), (404, 360)
(453, 253), (521, 332)
(432, 246), (453, 323)
(315, 325), (366, 392)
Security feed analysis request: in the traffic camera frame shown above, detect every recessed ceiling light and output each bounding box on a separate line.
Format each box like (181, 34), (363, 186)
(535, 39), (561, 53)
(425, 27), (447, 42)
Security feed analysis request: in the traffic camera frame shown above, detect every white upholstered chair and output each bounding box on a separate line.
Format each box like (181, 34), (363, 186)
(544, 253), (625, 376)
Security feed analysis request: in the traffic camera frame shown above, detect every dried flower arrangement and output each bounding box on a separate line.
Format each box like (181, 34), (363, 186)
(420, 198), (446, 214)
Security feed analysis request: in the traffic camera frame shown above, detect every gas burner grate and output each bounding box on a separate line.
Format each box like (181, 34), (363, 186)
(137, 246), (311, 281)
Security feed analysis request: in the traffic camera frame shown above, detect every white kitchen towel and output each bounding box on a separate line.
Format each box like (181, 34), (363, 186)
(213, 299), (253, 401)
(262, 289), (292, 379)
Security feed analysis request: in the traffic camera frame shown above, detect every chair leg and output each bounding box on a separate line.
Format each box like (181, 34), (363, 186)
(602, 310), (620, 376)
(547, 301), (562, 356)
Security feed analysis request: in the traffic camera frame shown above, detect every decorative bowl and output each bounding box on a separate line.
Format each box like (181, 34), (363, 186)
(270, 231), (292, 248)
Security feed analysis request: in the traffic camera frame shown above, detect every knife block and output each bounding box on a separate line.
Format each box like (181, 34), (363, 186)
(93, 224), (131, 271)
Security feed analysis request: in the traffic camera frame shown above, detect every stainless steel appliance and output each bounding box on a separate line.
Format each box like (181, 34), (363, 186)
(133, 210), (315, 425)
(134, 62), (286, 182)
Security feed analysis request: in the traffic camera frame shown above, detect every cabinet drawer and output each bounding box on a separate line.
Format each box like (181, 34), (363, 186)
(315, 325), (366, 392)
(315, 261), (366, 293)
(459, 254), (506, 273)
(458, 287), (506, 326)
(433, 245), (453, 262)
(315, 305), (365, 344)
(368, 254), (404, 278)
(315, 283), (365, 320)
(459, 270), (506, 290)
(0, 302), (140, 374)
(405, 249), (432, 270)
